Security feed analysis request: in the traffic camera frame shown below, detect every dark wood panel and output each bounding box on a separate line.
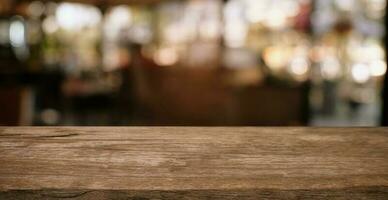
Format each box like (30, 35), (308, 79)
(0, 127), (388, 199)
(131, 67), (309, 126)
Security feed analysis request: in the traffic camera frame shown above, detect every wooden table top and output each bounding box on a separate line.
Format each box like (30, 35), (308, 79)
(0, 127), (388, 199)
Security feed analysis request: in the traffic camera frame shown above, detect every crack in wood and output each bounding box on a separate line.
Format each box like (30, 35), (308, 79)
(36, 133), (80, 138)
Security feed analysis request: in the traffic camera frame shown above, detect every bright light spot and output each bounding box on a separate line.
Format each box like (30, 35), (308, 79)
(154, 47), (179, 66)
(245, 0), (266, 23)
(244, 0), (300, 25)
(366, 0), (387, 19)
(224, 0), (247, 48)
(9, 19), (25, 48)
(264, 9), (287, 29)
(321, 57), (341, 80)
(131, 26), (153, 44)
(28, 1), (45, 17)
(42, 16), (59, 34)
(263, 46), (290, 71)
(56, 3), (101, 31)
(104, 6), (132, 39)
(108, 6), (132, 26)
(352, 63), (371, 83)
(224, 0), (244, 20)
(164, 23), (186, 44)
(41, 109), (60, 125)
(246, 8), (266, 23)
(334, 0), (355, 11)
(289, 57), (309, 76)
(281, 0), (300, 17)
(364, 43), (385, 61)
(199, 20), (220, 40)
(370, 60), (387, 77)
(224, 21), (247, 48)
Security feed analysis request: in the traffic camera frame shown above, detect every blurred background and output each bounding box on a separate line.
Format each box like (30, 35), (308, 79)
(0, 0), (386, 126)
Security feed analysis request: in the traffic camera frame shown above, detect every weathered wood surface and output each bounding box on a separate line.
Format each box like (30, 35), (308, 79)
(0, 127), (388, 199)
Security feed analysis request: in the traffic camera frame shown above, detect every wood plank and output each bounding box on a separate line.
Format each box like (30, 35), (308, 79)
(0, 127), (388, 199)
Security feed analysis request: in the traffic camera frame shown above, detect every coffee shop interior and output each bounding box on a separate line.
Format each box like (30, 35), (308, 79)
(0, 0), (386, 126)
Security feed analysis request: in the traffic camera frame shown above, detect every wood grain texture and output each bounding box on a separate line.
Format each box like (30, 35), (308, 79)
(0, 127), (388, 199)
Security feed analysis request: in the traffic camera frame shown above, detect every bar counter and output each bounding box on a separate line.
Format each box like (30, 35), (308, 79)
(1, 127), (388, 199)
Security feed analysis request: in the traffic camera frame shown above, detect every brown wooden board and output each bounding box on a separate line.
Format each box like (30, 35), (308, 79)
(0, 127), (388, 199)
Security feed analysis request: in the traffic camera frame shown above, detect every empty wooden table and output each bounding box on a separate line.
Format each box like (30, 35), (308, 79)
(0, 127), (388, 199)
